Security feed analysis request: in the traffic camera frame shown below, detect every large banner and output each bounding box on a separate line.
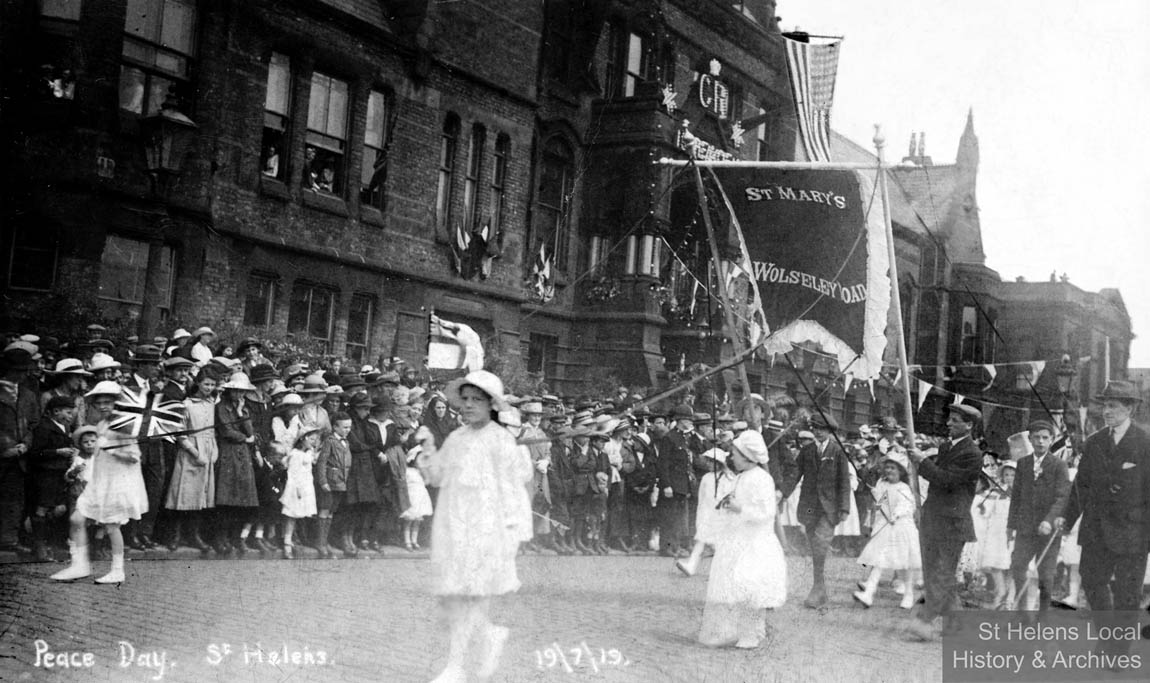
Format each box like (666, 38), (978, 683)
(709, 167), (891, 379)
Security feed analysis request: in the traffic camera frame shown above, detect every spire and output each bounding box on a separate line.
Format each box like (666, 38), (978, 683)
(956, 108), (979, 170)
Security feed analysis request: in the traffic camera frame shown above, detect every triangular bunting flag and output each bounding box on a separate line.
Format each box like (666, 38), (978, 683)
(867, 379), (875, 400)
(983, 364), (997, 390)
(951, 393), (965, 406)
(916, 380), (931, 411)
(843, 375), (853, 396)
(1028, 360), (1046, 384)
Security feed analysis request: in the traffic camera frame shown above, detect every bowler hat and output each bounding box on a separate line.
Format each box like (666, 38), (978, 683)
(1095, 380), (1141, 403)
(948, 403), (982, 423)
(347, 393), (375, 409)
(670, 404), (694, 421)
(133, 345), (162, 363)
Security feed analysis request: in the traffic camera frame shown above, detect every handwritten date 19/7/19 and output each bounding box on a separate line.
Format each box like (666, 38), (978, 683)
(535, 642), (629, 672)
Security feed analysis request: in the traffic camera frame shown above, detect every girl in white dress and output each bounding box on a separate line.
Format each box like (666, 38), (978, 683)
(853, 452), (921, 609)
(975, 461), (1015, 608)
(51, 381), (148, 585)
(401, 445), (434, 550)
(677, 444), (736, 577)
(416, 370), (533, 683)
(279, 426), (319, 558)
(698, 430), (787, 650)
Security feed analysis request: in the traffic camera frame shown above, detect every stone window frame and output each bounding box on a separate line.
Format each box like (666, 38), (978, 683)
(304, 70), (350, 196)
(360, 88), (392, 211)
(261, 52), (292, 183)
(119, 0), (198, 116)
(435, 112), (461, 239)
(345, 292), (374, 365)
(461, 123), (486, 234)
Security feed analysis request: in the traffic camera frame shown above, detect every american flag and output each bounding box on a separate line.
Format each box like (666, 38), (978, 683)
(783, 36), (841, 163)
(107, 387), (186, 443)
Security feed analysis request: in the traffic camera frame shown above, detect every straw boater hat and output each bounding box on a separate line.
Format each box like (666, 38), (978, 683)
(519, 401), (544, 415)
(445, 370), (508, 412)
(50, 358), (91, 376)
(730, 430), (769, 464)
(132, 345), (162, 364)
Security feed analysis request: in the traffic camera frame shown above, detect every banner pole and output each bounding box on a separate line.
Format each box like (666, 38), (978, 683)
(693, 166), (753, 399)
(873, 126), (922, 512)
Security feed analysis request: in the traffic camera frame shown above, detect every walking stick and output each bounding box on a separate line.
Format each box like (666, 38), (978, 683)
(1010, 529), (1062, 610)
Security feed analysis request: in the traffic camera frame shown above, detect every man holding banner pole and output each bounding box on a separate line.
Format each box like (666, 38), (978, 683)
(904, 404), (982, 641)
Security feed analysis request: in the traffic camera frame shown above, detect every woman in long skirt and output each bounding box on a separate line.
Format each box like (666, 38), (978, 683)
(416, 371), (533, 682)
(698, 430), (787, 649)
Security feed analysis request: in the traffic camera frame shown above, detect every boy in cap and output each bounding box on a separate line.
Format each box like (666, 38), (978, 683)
(28, 395), (79, 560)
(778, 412), (852, 608)
(1007, 420), (1070, 612)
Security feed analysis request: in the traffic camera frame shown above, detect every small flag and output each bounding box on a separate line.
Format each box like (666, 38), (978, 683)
(108, 387), (185, 443)
(783, 35), (841, 162)
(916, 380), (931, 411)
(528, 243), (555, 303)
(982, 364), (997, 390)
(428, 313), (485, 372)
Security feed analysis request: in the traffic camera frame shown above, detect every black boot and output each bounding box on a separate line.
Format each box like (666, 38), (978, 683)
(187, 513), (210, 552)
(30, 516), (52, 562)
(165, 517), (183, 552)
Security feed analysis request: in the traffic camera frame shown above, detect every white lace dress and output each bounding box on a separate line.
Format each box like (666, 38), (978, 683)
(423, 421), (534, 596)
(857, 481), (921, 570)
(75, 423), (148, 525)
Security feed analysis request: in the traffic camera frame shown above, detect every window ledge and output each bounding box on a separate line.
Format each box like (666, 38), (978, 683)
(302, 189), (349, 217)
(259, 177), (291, 202)
(360, 205), (385, 228)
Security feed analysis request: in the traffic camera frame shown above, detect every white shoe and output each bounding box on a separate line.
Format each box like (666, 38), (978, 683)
(900, 592), (916, 610)
(893, 579), (906, 595)
(475, 625), (508, 680)
(734, 635), (763, 649)
(852, 590), (874, 608)
(95, 555), (125, 584)
(50, 546), (91, 581)
(675, 560), (696, 577)
(50, 562), (91, 581)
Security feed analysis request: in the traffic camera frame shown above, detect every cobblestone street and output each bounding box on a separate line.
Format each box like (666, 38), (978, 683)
(1, 552), (940, 683)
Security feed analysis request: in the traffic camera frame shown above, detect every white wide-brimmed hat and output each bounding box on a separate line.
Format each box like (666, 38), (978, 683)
(445, 370), (508, 411)
(84, 380), (123, 398)
(220, 372), (257, 392)
(51, 358), (91, 376)
(87, 353), (121, 372)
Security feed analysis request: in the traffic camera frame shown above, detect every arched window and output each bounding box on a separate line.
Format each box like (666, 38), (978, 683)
(533, 137), (574, 267)
(435, 113), (461, 236)
(462, 124), (486, 232)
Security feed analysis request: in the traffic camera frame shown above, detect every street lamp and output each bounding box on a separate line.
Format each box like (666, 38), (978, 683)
(135, 93), (196, 338)
(140, 94), (198, 197)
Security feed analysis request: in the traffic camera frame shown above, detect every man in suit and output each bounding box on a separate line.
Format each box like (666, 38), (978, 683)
(1056, 381), (1150, 649)
(656, 404), (699, 558)
(905, 404), (983, 641)
(1007, 420), (1070, 611)
(779, 412), (852, 607)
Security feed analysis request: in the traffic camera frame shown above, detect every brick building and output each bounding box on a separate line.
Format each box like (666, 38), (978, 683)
(4, 1), (1124, 432)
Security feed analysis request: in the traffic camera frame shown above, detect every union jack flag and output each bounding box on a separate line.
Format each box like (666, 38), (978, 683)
(107, 387), (186, 443)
